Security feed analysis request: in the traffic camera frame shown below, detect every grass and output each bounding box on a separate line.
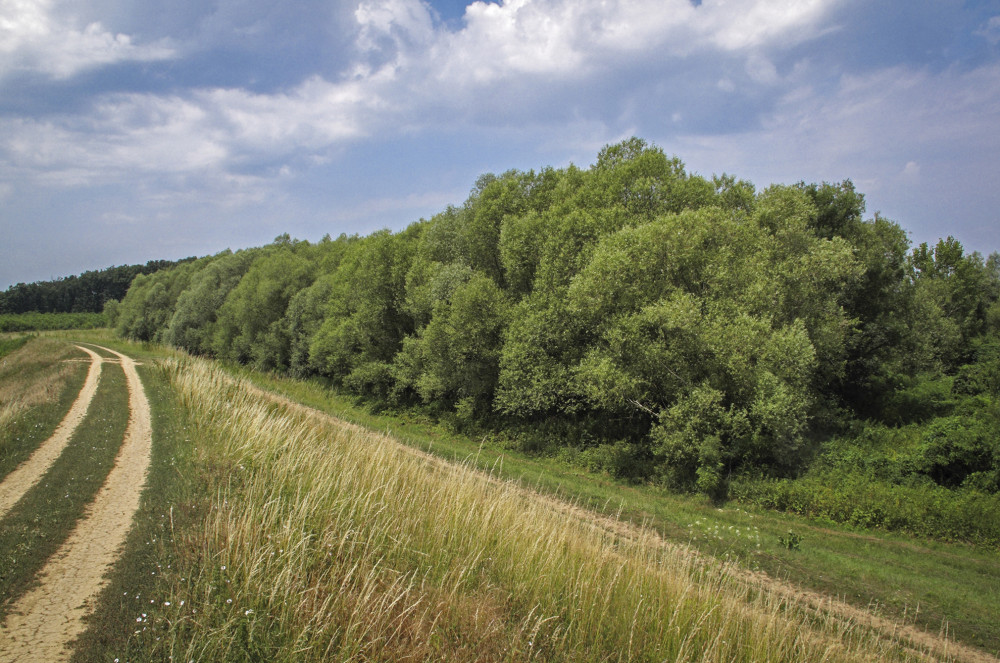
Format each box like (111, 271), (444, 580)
(0, 334), (32, 359)
(23, 334), (988, 660)
(0, 338), (89, 480)
(72, 360), (198, 662)
(0, 356), (130, 619)
(0, 312), (106, 332)
(219, 364), (1000, 657)
(75, 351), (952, 662)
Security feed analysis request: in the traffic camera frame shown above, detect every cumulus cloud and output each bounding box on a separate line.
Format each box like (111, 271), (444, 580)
(975, 15), (1000, 46)
(678, 64), (1000, 178)
(672, 62), (1000, 249)
(0, 0), (174, 79)
(1, 0), (845, 185)
(354, 0), (837, 86)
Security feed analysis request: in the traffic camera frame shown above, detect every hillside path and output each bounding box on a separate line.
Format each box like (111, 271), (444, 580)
(0, 345), (103, 519)
(0, 346), (152, 663)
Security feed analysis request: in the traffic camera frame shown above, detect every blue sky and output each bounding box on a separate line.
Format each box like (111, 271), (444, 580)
(1, 0), (999, 289)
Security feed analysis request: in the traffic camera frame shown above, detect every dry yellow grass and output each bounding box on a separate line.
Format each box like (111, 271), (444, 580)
(156, 354), (955, 662)
(0, 338), (80, 434)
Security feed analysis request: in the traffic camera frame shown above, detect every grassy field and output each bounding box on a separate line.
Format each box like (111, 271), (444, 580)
(0, 356), (129, 619)
(0, 338), (88, 478)
(0, 312), (106, 332)
(214, 359), (1000, 656)
(5, 332), (994, 661)
(74, 351), (936, 662)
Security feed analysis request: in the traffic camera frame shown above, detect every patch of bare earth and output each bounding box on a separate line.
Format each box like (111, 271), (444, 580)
(0, 346), (103, 518)
(0, 346), (152, 663)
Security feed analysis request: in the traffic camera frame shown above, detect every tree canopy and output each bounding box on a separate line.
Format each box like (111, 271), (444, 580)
(110, 139), (1000, 506)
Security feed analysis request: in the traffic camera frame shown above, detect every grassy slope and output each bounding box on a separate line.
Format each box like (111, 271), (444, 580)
(78, 350), (931, 662)
(222, 364), (1000, 656)
(65, 333), (999, 659)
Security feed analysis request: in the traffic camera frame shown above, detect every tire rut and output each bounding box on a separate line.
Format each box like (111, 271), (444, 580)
(0, 346), (152, 663)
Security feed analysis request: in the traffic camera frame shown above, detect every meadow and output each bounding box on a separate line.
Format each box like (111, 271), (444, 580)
(0, 312), (106, 332)
(0, 332), (969, 663)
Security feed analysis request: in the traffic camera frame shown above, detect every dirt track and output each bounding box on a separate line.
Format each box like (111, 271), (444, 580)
(0, 346), (152, 663)
(0, 346), (103, 519)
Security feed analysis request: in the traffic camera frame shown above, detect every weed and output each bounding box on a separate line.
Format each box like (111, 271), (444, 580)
(778, 530), (803, 551)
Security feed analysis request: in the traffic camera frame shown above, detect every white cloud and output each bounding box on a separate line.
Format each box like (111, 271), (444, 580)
(901, 161), (920, 180)
(0, 0), (848, 191)
(673, 63), (1000, 249)
(0, 0), (174, 79)
(0, 73), (386, 189)
(745, 52), (780, 84)
(353, 0), (841, 88)
(975, 15), (1000, 46)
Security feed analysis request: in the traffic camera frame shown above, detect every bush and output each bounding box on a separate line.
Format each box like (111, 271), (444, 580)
(731, 474), (1000, 545)
(0, 312), (106, 332)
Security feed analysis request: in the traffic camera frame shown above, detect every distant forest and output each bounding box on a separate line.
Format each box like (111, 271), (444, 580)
(0, 258), (196, 315)
(78, 139), (1000, 540)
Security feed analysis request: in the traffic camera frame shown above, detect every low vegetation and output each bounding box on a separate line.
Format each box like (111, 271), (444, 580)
(0, 356), (129, 618)
(0, 338), (84, 445)
(0, 312), (106, 332)
(0, 335), (31, 358)
(76, 352), (949, 662)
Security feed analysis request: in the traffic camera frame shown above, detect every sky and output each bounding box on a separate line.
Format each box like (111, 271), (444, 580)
(1, 0), (999, 289)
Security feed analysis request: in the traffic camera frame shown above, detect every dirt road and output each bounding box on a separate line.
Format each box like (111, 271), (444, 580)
(0, 346), (152, 663)
(0, 345), (103, 519)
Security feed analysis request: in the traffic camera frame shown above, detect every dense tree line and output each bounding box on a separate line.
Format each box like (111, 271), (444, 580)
(0, 258), (195, 315)
(112, 139), (1000, 514)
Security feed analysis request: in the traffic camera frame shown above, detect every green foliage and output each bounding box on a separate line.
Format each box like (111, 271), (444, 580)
(918, 413), (999, 490)
(0, 311), (106, 332)
(212, 245), (315, 370)
(116, 260), (205, 342)
(105, 137), (1000, 530)
(405, 272), (510, 407)
(0, 258), (194, 314)
(777, 530), (802, 550)
(166, 250), (255, 355)
(732, 474), (1000, 546)
(309, 228), (418, 397)
(102, 299), (121, 327)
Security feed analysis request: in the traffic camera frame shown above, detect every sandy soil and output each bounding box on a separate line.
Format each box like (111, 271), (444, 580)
(0, 346), (103, 519)
(0, 346), (152, 663)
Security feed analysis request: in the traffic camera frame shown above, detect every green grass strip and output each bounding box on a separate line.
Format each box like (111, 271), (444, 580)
(0, 344), (88, 482)
(72, 363), (195, 662)
(0, 335), (31, 359)
(0, 360), (130, 619)
(0, 312), (106, 333)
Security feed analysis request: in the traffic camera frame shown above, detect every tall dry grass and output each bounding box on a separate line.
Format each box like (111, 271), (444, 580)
(159, 355), (948, 662)
(0, 338), (80, 432)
